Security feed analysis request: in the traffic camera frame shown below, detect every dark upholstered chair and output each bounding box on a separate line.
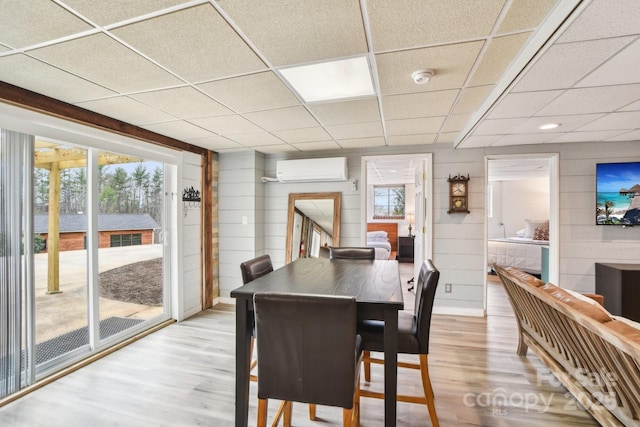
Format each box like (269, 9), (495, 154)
(254, 293), (362, 427)
(240, 254), (273, 285)
(239, 255), (273, 383)
(358, 259), (440, 427)
(329, 247), (375, 260)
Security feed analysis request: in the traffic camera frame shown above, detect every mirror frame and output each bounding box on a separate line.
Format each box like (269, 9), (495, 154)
(285, 192), (341, 263)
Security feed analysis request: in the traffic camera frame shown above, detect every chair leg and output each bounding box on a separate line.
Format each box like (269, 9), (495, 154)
(283, 401), (293, 427)
(343, 408), (353, 427)
(257, 399), (268, 427)
(308, 403), (316, 420)
(419, 354), (439, 427)
(363, 350), (371, 382)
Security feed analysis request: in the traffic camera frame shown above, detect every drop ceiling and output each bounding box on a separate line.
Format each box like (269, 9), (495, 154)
(0, 0), (639, 154)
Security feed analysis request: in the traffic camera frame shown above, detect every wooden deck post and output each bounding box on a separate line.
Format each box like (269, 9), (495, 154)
(47, 159), (61, 294)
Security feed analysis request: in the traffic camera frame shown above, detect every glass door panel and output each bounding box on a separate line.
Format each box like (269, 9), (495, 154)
(33, 140), (89, 369)
(97, 152), (165, 338)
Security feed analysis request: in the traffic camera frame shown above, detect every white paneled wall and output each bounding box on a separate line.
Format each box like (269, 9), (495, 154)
(218, 151), (266, 297)
(180, 151), (203, 318)
(217, 140), (640, 313)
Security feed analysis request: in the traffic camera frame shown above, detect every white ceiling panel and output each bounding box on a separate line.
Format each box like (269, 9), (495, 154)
(112, 4), (267, 82)
(29, 33), (183, 93)
(606, 129), (640, 142)
(0, 0), (639, 155)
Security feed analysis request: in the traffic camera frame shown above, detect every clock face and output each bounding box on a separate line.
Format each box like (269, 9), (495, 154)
(452, 182), (466, 196)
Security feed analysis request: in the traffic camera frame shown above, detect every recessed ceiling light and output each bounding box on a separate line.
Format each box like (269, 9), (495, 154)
(278, 56), (375, 103)
(411, 69), (434, 84)
(538, 123), (560, 130)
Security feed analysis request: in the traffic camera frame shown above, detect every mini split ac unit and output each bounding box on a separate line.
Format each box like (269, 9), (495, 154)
(276, 157), (348, 182)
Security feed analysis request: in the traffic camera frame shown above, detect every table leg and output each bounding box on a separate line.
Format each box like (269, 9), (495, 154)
(235, 300), (252, 427)
(384, 308), (398, 427)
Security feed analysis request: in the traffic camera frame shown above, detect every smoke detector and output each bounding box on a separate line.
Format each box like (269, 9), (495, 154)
(411, 69), (434, 84)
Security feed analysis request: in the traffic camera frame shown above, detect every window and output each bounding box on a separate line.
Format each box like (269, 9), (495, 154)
(373, 186), (405, 219)
(110, 233), (142, 247)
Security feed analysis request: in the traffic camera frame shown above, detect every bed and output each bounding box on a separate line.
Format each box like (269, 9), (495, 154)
(488, 220), (549, 275)
(366, 223), (397, 260)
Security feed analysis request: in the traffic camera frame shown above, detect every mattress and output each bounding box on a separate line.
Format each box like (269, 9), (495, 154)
(367, 238), (392, 260)
(488, 237), (548, 274)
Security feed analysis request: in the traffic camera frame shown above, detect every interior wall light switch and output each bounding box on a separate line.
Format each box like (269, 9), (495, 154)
(351, 179), (357, 191)
(242, 216), (248, 225)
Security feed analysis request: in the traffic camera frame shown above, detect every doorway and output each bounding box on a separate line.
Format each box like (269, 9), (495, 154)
(485, 154), (559, 312)
(361, 153), (433, 282)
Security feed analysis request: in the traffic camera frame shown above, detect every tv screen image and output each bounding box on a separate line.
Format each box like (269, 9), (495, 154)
(596, 162), (640, 225)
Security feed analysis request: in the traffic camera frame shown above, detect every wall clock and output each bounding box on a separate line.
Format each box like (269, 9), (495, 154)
(447, 174), (470, 214)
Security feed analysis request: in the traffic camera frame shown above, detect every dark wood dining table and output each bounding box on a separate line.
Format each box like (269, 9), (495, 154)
(231, 257), (404, 427)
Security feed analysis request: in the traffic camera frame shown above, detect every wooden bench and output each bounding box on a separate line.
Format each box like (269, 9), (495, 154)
(494, 264), (640, 426)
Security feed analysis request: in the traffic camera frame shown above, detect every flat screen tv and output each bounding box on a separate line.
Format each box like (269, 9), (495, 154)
(596, 161), (640, 225)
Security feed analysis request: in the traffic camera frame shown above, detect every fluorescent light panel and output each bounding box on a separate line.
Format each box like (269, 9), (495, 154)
(279, 56), (375, 103)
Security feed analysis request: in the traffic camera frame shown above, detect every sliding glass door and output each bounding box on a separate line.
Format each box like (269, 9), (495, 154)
(1, 129), (173, 398)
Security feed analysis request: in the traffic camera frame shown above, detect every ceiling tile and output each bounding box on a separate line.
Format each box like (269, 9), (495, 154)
(452, 86), (494, 115)
(143, 120), (215, 140)
(441, 114), (471, 133)
(272, 127), (332, 144)
(307, 98), (380, 126)
(29, 33), (183, 93)
(473, 118), (526, 135)
(621, 100), (640, 111)
(487, 90), (563, 118)
(605, 129), (640, 141)
(497, 0), (559, 34)
(557, 0), (640, 43)
(469, 33), (532, 86)
(215, 147), (251, 153)
(131, 86), (232, 119)
(492, 132), (562, 146)
(243, 106), (318, 132)
(387, 134), (436, 145)
(376, 41), (484, 95)
(536, 85), (640, 116)
(254, 144), (299, 154)
(576, 111), (640, 132)
(197, 72), (299, 113)
(291, 141), (341, 151)
(189, 115), (264, 135)
(75, 96), (177, 125)
(227, 133), (284, 146)
(0, 0), (92, 49)
(510, 114), (605, 134)
(218, 0), (367, 67)
(549, 130), (629, 143)
(459, 135), (501, 148)
(576, 37), (640, 88)
(436, 132), (459, 143)
(185, 135), (243, 151)
(385, 117), (445, 136)
(326, 122), (383, 139)
(382, 90), (459, 120)
(61, 0), (187, 26)
(514, 37), (636, 92)
(0, 54), (116, 103)
(337, 137), (386, 149)
(366, 0), (504, 51)
(0, 44), (10, 53)
(112, 4), (266, 82)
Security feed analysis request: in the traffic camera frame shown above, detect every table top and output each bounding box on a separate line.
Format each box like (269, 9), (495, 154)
(231, 257), (404, 310)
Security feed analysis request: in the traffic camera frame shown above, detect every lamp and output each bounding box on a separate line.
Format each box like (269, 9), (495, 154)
(406, 212), (414, 237)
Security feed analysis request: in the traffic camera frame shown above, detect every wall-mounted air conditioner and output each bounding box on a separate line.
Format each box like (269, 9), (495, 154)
(276, 157), (348, 182)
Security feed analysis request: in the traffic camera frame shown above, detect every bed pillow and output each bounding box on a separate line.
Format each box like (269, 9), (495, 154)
(533, 227), (549, 241)
(367, 231), (388, 240)
(524, 219), (549, 239)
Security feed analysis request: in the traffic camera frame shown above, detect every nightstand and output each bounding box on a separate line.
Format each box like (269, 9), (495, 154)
(397, 236), (414, 263)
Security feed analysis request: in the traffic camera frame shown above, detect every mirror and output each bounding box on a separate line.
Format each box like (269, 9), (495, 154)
(285, 192), (341, 263)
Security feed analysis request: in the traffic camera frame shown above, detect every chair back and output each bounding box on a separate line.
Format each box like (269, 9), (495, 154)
(254, 293), (359, 409)
(414, 259), (440, 354)
(240, 255), (273, 284)
(329, 247), (375, 260)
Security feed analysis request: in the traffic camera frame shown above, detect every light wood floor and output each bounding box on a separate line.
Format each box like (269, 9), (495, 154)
(0, 266), (598, 426)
